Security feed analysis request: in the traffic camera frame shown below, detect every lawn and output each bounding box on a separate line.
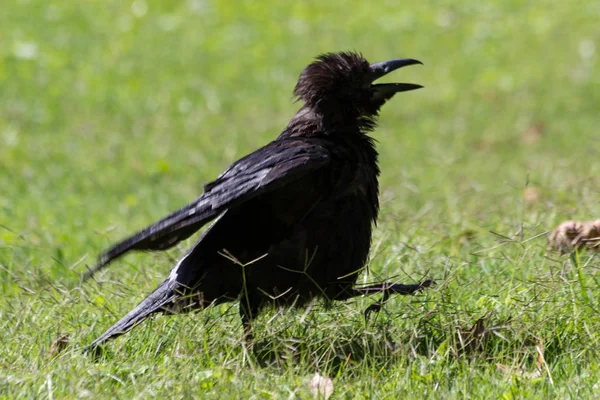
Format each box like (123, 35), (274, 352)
(1, 0), (599, 398)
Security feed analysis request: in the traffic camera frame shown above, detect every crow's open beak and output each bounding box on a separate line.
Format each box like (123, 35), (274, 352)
(369, 58), (423, 95)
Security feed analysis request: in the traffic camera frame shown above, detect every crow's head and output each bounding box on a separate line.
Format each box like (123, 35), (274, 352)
(294, 52), (422, 123)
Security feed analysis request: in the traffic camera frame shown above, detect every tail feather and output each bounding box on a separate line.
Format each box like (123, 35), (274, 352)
(86, 279), (177, 351)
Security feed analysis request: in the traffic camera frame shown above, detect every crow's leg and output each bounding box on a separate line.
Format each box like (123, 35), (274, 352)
(363, 291), (390, 319)
(239, 294), (260, 342)
(336, 280), (434, 320)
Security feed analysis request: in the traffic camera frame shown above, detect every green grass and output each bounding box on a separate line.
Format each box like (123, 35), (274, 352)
(1, 0), (600, 398)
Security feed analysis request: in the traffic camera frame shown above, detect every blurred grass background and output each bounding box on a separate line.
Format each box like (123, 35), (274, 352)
(1, 0), (599, 398)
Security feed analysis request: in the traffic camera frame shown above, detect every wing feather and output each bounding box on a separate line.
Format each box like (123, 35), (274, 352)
(83, 139), (329, 280)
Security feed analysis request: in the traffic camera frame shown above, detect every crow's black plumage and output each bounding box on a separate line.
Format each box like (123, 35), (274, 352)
(85, 52), (431, 350)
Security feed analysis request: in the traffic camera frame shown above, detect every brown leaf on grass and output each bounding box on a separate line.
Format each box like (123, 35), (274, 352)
(456, 314), (490, 353)
(548, 219), (600, 253)
(308, 373), (334, 400)
(534, 337), (554, 385)
(473, 138), (495, 152)
(523, 187), (541, 205)
(496, 337), (552, 383)
(456, 313), (511, 354)
(457, 229), (477, 246)
(533, 338), (544, 372)
(49, 334), (70, 357)
(521, 123), (544, 145)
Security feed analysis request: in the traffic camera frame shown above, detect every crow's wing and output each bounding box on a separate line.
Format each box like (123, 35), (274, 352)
(83, 139), (330, 280)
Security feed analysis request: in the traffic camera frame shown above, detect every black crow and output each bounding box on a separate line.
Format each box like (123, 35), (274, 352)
(85, 52), (431, 350)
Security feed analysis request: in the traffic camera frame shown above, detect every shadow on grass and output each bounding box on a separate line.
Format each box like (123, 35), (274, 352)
(245, 315), (443, 376)
(81, 304), (571, 381)
(246, 310), (570, 379)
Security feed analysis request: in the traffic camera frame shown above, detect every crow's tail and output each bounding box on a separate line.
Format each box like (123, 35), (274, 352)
(85, 279), (177, 351)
